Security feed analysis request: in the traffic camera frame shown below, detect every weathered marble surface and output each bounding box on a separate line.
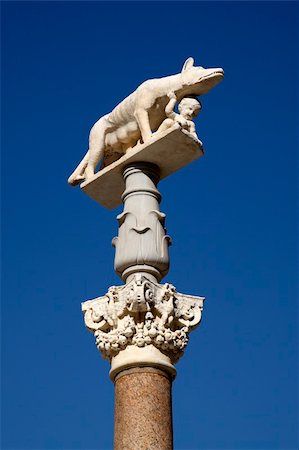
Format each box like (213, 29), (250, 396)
(114, 368), (173, 450)
(81, 126), (203, 209)
(68, 57), (223, 186)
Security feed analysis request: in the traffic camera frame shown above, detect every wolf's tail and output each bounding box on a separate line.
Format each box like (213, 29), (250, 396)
(67, 150), (90, 186)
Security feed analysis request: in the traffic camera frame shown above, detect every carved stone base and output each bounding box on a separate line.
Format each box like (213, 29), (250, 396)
(82, 274), (205, 380)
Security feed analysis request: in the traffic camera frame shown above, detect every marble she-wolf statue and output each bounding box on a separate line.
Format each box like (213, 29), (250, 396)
(68, 57), (224, 186)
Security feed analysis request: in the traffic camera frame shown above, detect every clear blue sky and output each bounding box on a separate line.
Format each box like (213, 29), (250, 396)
(2, 2), (298, 449)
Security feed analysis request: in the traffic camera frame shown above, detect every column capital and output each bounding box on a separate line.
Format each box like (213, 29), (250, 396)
(82, 274), (205, 380)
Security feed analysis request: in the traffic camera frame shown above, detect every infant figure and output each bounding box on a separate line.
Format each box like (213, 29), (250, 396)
(157, 93), (202, 142)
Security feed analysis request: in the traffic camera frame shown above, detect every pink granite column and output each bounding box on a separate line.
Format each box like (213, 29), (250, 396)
(114, 367), (173, 450)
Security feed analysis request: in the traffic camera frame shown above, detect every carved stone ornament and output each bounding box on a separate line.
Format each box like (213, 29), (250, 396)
(82, 274), (204, 365)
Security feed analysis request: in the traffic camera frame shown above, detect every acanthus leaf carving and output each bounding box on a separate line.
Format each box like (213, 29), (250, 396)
(82, 274), (205, 364)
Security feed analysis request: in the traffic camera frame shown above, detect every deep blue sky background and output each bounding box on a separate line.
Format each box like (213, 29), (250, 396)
(2, 2), (298, 449)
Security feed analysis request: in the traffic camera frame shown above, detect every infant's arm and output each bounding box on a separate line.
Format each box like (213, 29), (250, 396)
(165, 92), (178, 120)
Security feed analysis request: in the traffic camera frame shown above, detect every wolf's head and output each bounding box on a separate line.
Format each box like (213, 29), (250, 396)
(179, 57), (224, 97)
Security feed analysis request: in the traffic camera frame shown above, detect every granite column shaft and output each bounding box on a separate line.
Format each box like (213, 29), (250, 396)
(114, 368), (173, 450)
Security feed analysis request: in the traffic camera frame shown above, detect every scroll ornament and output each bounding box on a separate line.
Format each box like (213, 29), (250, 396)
(82, 274), (204, 364)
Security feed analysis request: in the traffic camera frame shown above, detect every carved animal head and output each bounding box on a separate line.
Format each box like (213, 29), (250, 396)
(125, 279), (152, 313)
(180, 57), (224, 97)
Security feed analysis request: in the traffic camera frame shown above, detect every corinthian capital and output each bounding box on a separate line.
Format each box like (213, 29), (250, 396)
(82, 274), (204, 367)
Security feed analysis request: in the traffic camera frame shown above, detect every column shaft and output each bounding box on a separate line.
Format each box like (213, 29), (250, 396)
(114, 368), (173, 450)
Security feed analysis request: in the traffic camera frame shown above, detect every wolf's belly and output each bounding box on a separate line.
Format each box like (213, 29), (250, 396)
(105, 121), (140, 150)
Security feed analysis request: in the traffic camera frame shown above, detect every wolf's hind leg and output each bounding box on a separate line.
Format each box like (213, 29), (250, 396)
(84, 143), (105, 180)
(68, 151), (89, 186)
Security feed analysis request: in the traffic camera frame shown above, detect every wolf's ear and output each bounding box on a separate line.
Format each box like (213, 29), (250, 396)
(182, 57), (194, 72)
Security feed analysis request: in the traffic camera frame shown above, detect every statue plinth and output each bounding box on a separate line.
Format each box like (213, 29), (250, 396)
(80, 125), (203, 209)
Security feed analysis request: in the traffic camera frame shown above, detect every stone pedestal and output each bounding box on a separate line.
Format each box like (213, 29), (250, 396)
(114, 368), (173, 450)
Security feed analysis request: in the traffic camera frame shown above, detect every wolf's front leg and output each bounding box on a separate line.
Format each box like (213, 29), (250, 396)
(85, 135), (106, 180)
(85, 144), (105, 179)
(134, 108), (152, 143)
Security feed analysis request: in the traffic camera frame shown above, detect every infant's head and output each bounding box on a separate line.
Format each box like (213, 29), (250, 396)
(178, 97), (202, 119)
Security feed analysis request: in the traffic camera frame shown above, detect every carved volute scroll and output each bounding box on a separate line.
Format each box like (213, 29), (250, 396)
(112, 163), (171, 282)
(82, 274), (204, 366)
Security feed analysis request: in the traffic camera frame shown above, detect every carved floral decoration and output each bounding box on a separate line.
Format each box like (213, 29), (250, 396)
(82, 274), (204, 364)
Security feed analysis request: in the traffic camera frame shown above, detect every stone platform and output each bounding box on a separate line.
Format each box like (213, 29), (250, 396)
(81, 125), (203, 209)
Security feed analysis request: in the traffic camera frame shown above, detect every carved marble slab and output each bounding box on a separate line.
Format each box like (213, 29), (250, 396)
(81, 125), (203, 209)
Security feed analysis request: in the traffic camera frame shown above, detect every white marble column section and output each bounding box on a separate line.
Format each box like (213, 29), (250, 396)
(112, 162), (171, 283)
